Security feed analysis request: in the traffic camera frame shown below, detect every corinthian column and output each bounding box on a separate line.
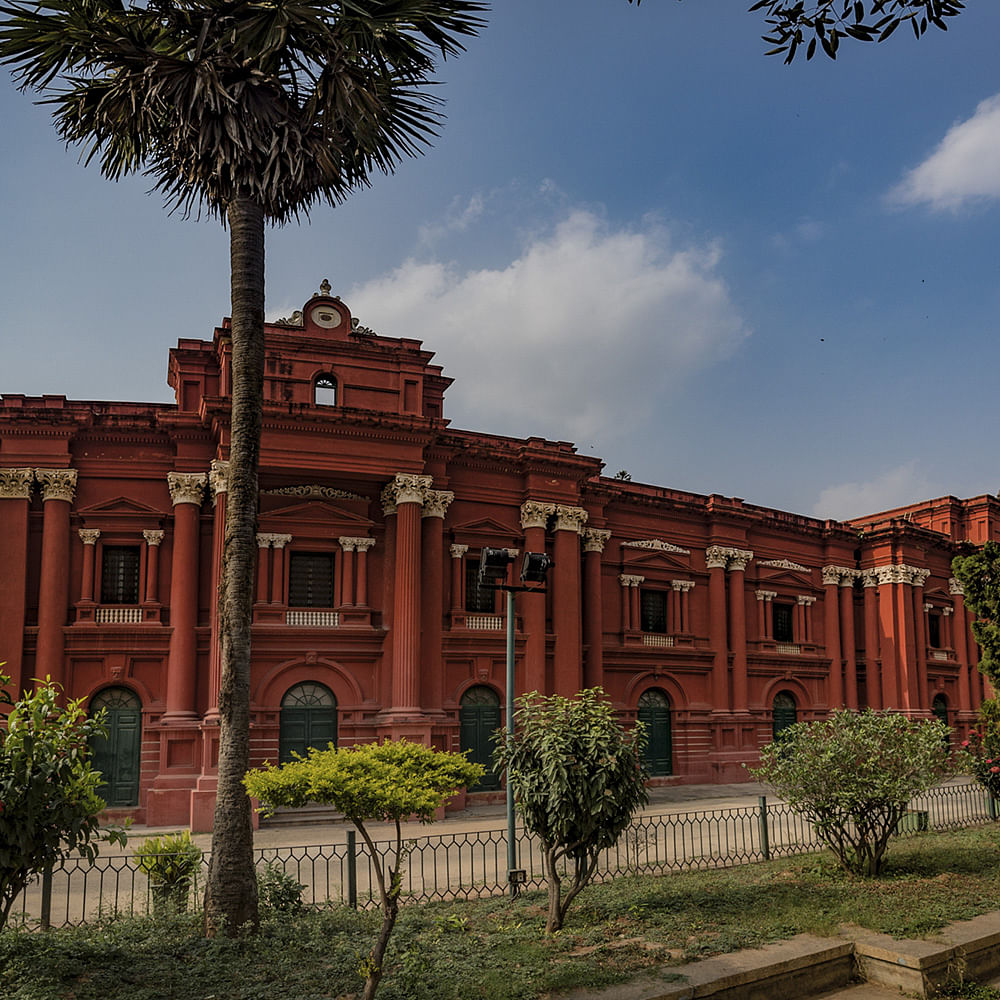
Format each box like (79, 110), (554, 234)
(35, 469), (78, 687)
(706, 547), (730, 710)
(388, 473), (432, 714)
(822, 566), (845, 707)
(0, 470), (35, 695)
(950, 578), (972, 712)
(581, 528), (610, 689)
(552, 505), (587, 697)
(164, 472), (206, 720)
(861, 571), (881, 710)
(520, 501), (553, 693)
(726, 549), (752, 712)
(78, 529), (101, 604)
(421, 490), (453, 713)
(840, 571), (859, 710)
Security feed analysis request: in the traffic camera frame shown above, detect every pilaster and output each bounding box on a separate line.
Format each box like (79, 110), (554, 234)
(35, 469), (77, 687)
(0, 469), (34, 694)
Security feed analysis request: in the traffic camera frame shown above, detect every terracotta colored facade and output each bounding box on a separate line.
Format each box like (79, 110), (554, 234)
(1, 285), (995, 829)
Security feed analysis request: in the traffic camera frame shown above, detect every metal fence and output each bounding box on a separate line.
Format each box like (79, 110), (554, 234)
(9, 779), (998, 929)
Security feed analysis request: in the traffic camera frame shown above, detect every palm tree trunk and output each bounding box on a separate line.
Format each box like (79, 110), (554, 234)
(203, 195), (265, 936)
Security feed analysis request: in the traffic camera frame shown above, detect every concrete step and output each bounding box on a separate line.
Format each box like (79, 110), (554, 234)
(258, 804), (345, 828)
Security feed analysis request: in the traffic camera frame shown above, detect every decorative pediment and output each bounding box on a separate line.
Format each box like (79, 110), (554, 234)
(451, 516), (517, 541)
(263, 484), (368, 502)
(757, 558), (809, 572)
(621, 541), (692, 574)
(77, 496), (164, 517)
(622, 539), (691, 555)
(755, 561), (816, 589)
(259, 498), (373, 531)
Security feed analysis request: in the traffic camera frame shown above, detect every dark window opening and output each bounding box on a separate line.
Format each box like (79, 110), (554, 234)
(465, 559), (497, 613)
(640, 590), (668, 633)
(773, 602), (795, 643)
(927, 612), (942, 648)
(314, 375), (337, 406)
(288, 553), (335, 607)
(101, 546), (140, 604)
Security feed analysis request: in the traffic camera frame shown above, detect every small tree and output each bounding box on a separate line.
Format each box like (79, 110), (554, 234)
(494, 688), (648, 934)
(751, 709), (950, 876)
(244, 740), (482, 1000)
(957, 699), (1000, 804)
(0, 670), (128, 930)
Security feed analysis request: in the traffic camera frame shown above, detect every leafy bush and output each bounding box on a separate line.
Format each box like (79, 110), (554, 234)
(245, 739), (483, 1000)
(494, 687), (648, 933)
(0, 669), (127, 930)
(257, 863), (305, 914)
(750, 709), (950, 876)
(958, 720), (1000, 802)
(133, 831), (201, 915)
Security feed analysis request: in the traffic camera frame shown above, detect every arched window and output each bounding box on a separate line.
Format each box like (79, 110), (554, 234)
(772, 691), (798, 742)
(638, 688), (672, 776)
(89, 687), (142, 806)
(314, 374), (337, 406)
(279, 682), (337, 763)
(460, 686), (502, 791)
(932, 694), (950, 746)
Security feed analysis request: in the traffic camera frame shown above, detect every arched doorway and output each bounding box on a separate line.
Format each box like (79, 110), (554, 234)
(638, 689), (672, 777)
(459, 686), (502, 791)
(279, 682), (337, 763)
(89, 687), (142, 807)
(772, 691), (798, 742)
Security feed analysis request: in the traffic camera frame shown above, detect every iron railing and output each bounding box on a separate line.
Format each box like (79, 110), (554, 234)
(8, 779), (997, 929)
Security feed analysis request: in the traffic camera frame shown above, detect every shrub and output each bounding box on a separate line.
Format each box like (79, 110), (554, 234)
(257, 863), (305, 914)
(494, 687), (648, 933)
(245, 739), (482, 1000)
(0, 669), (127, 930)
(750, 709), (950, 876)
(133, 831), (201, 915)
(958, 717), (1000, 802)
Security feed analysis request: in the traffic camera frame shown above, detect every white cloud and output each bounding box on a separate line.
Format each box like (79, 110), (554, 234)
(812, 461), (935, 521)
(417, 193), (486, 246)
(889, 94), (1000, 211)
(347, 209), (748, 448)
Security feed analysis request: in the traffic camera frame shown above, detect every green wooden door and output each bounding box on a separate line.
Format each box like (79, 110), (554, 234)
(772, 692), (798, 742)
(460, 687), (502, 791)
(280, 683), (337, 763)
(89, 688), (142, 807)
(638, 689), (672, 776)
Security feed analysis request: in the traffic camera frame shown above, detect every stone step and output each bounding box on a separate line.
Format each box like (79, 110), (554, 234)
(258, 804), (346, 828)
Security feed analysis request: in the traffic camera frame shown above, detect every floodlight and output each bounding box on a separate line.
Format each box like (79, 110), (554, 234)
(521, 551), (553, 584)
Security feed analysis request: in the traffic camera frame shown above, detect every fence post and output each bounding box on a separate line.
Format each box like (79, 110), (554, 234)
(40, 862), (53, 931)
(990, 796), (998, 822)
(758, 796), (771, 862)
(346, 830), (357, 909)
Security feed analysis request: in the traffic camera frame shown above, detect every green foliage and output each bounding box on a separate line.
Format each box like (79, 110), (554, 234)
(245, 739), (483, 826)
(751, 709), (950, 876)
(494, 688), (648, 933)
(0, 670), (127, 930)
(953, 544), (1000, 691)
(133, 831), (201, 915)
(245, 740), (482, 1000)
(256, 864), (305, 915)
(957, 716), (1000, 802)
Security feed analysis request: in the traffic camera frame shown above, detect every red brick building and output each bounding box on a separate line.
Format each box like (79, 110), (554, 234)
(0, 284), (994, 828)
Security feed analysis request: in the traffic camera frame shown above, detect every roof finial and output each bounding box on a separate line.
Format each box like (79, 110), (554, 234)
(319, 278), (332, 297)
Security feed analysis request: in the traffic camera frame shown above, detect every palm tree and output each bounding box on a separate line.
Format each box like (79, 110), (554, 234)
(0, 0), (486, 935)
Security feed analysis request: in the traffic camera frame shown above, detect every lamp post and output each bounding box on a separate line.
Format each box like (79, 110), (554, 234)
(478, 547), (553, 896)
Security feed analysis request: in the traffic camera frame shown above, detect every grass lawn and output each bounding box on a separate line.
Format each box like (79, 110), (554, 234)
(3, 826), (1000, 1000)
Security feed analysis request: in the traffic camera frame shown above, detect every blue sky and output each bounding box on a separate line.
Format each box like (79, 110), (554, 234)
(2, 1), (1000, 520)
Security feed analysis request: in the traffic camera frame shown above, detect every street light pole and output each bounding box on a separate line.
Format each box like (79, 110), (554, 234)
(505, 585), (517, 897)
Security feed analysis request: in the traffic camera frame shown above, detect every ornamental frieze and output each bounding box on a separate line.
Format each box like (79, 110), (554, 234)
(623, 538), (691, 555)
(758, 558), (809, 572)
(167, 472), (207, 506)
(36, 468), (78, 503)
(581, 529), (611, 553)
(0, 468), (34, 499)
(263, 484), (368, 502)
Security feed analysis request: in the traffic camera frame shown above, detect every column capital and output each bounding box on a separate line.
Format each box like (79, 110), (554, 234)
(873, 563), (928, 586)
(949, 576), (965, 596)
(618, 574), (644, 588)
(911, 567), (931, 588)
(380, 483), (398, 517)
(36, 468), (77, 503)
(0, 468), (35, 499)
(755, 589), (777, 601)
(797, 594), (817, 606)
(942, 606), (954, 617)
(672, 579), (696, 593)
(553, 505), (588, 533)
(143, 529), (165, 546)
(270, 533), (292, 549)
(208, 459), (230, 500)
(580, 528), (610, 553)
(822, 565), (856, 586)
(924, 602), (935, 614)
(838, 569), (861, 587)
(520, 500), (555, 530)
(706, 545), (752, 571)
(341, 536), (375, 552)
(860, 569), (879, 588)
(390, 473), (433, 506)
(167, 472), (207, 506)
(449, 543), (469, 559)
(79, 528), (101, 545)
(421, 490), (455, 519)
(256, 533), (274, 548)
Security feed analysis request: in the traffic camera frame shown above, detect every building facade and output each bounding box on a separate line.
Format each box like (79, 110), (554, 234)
(0, 284), (995, 828)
